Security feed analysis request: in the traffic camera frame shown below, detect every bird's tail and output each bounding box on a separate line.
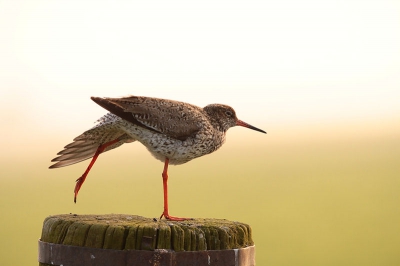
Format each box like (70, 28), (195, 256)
(49, 113), (134, 169)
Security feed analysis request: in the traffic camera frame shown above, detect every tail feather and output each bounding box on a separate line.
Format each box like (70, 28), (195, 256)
(65, 140), (92, 149)
(51, 147), (98, 162)
(73, 134), (92, 141)
(49, 155), (98, 169)
(57, 145), (98, 155)
(50, 113), (135, 169)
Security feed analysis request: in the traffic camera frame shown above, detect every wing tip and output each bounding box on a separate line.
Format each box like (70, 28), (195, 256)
(90, 96), (140, 128)
(91, 96), (102, 102)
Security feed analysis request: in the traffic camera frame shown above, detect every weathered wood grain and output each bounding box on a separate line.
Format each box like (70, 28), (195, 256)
(39, 214), (254, 266)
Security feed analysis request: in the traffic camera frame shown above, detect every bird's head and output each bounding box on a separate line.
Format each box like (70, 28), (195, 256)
(203, 104), (266, 134)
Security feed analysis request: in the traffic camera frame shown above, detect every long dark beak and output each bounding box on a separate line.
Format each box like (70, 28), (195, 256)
(236, 120), (266, 134)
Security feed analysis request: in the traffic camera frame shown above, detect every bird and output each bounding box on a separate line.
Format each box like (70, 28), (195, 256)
(50, 95), (266, 221)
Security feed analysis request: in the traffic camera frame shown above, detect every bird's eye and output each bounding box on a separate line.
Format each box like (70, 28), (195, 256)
(225, 111), (233, 117)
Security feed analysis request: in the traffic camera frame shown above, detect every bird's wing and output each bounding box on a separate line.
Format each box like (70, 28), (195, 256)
(49, 113), (134, 168)
(91, 96), (205, 141)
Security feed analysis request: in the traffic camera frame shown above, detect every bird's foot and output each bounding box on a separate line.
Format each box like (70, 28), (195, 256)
(74, 175), (86, 203)
(159, 211), (192, 221)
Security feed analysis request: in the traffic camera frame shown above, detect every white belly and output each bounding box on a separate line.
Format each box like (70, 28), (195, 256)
(120, 119), (225, 165)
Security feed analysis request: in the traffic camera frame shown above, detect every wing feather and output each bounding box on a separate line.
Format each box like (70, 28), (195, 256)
(91, 96), (205, 141)
(49, 113), (134, 168)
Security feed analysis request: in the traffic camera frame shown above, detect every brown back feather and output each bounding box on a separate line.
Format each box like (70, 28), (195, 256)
(91, 96), (204, 141)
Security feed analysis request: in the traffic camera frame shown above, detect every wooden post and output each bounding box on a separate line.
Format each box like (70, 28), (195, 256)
(38, 214), (255, 266)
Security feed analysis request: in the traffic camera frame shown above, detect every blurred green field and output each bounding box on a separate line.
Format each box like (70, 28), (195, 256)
(1, 125), (399, 265)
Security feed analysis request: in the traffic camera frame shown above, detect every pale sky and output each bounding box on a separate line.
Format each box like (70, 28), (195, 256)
(1, 0), (399, 139)
(1, 3), (400, 266)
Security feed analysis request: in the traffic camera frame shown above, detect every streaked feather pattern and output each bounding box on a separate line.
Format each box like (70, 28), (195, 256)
(49, 113), (134, 168)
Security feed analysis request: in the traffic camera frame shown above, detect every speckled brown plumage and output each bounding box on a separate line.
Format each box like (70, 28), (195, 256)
(50, 95), (266, 220)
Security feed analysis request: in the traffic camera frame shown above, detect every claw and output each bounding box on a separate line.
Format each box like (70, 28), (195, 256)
(159, 211), (192, 221)
(160, 158), (192, 221)
(74, 176), (85, 203)
(72, 138), (120, 203)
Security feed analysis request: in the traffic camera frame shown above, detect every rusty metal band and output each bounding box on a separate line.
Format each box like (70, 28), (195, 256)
(38, 240), (255, 266)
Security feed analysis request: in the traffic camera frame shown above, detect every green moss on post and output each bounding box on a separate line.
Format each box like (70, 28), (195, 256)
(39, 214), (254, 266)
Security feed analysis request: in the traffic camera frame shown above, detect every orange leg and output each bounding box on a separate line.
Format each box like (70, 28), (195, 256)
(159, 158), (191, 221)
(74, 138), (120, 203)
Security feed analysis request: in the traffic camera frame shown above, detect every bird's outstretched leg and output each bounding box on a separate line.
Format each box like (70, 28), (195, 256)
(159, 158), (191, 221)
(74, 138), (120, 203)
